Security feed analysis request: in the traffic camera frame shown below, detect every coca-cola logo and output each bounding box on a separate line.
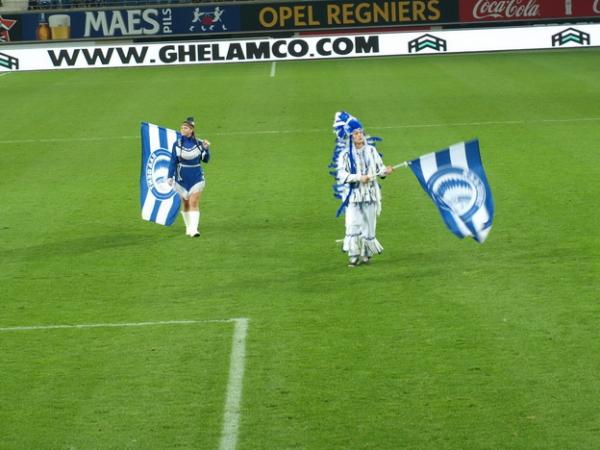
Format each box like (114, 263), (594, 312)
(594, 0), (600, 14)
(472, 0), (541, 19)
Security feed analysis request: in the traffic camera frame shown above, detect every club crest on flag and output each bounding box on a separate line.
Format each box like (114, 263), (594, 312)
(428, 167), (486, 220)
(140, 122), (180, 226)
(145, 148), (174, 201)
(408, 139), (494, 243)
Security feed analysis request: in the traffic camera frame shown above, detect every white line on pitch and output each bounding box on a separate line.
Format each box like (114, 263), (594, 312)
(219, 317), (249, 450)
(0, 117), (598, 144)
(0, 135), (139, 144)
(0, 319), (236, 332)
(0, 72), (10, 77)
(2, 317), (251, 450)
(371, 117), (600, 129)
(270, 61), (276, 78)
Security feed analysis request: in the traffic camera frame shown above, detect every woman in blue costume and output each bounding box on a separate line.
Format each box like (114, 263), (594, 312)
(167, 117), (211, 237)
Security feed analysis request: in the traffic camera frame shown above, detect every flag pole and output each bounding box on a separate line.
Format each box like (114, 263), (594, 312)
(392, 161), (410, 170)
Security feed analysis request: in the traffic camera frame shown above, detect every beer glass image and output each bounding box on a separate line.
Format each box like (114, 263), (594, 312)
(49, 14), (70, 40)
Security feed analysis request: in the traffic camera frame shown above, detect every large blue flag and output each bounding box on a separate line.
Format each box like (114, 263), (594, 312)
(140, 122), (180, 226)
(409, 139), (494, 243)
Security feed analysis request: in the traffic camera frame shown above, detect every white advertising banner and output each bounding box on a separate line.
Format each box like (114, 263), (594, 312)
(0, 23), (598, 72)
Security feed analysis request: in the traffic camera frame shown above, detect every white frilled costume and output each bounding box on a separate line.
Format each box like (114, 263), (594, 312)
(329, 112), (389, 265)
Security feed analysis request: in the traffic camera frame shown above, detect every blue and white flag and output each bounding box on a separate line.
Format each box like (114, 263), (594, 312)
(140, 122), (180, 226)
(409, 139), (494, 243)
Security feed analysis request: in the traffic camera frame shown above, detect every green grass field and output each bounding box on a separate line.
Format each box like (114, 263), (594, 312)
(1, 48), (599, 449)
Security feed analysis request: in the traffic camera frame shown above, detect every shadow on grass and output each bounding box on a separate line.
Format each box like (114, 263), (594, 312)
(1, 232), (161, 261)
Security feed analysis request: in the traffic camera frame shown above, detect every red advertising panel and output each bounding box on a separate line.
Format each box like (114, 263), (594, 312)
(459, 0), (600, 23)
(576, 0), (600, 15)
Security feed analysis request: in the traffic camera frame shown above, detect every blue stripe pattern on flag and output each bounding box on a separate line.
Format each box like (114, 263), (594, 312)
(140, 122), (180, 226)
(409, 139), (494, 243)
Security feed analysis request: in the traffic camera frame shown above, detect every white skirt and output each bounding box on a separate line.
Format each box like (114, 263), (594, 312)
(342, 202), (384, 257)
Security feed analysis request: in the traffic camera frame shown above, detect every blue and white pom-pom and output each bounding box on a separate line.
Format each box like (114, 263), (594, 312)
(328, 111), (383, 217)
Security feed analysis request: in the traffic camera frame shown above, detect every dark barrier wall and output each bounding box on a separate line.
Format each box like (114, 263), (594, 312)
(1, 0), (600, 43)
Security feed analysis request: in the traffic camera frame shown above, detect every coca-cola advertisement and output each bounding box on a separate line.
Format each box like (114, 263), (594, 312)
(460, 0), (600, 23)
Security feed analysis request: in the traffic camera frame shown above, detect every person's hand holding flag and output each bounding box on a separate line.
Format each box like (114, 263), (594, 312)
(363, 165), (394, 182)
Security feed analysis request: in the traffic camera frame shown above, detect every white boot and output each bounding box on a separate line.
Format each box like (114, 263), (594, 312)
(181, 211), (191, 235)
(188, 211), (200, 237)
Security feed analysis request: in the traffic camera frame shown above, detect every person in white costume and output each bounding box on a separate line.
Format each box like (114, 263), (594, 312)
(335, 119), (394, 267)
